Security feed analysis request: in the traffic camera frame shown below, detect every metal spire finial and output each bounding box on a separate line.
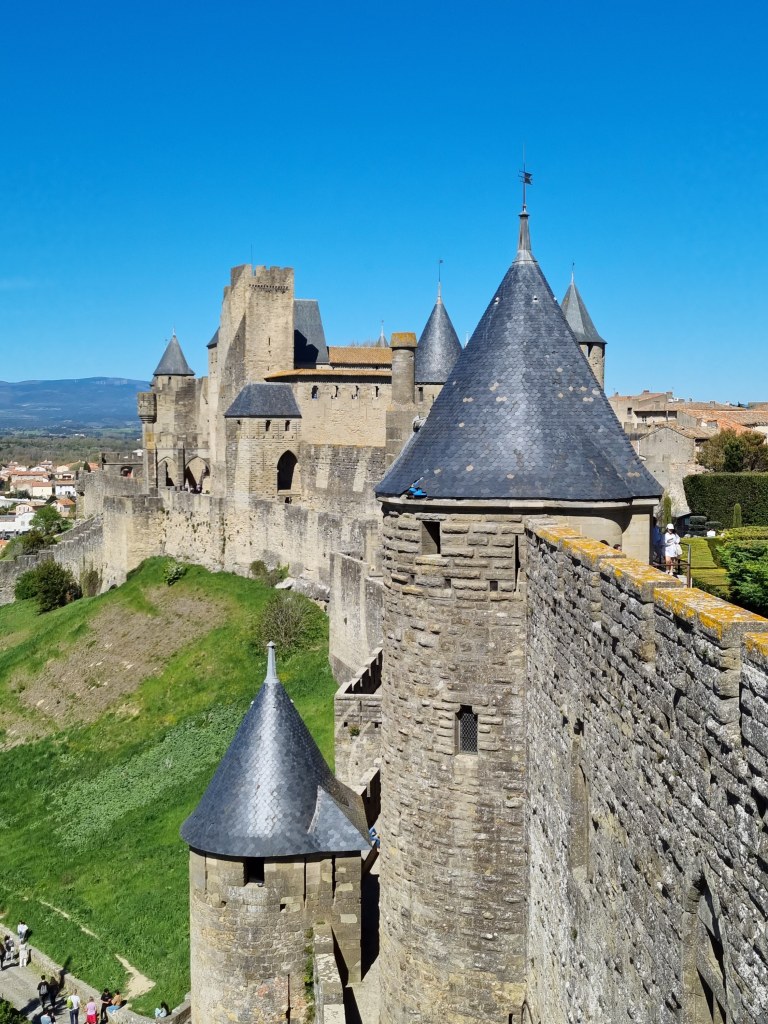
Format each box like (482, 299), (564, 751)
(437, 258), (444, 302)
(266, 641), (278, 682)
(518, 147), (533, 211)
(571, 262), (575, 285)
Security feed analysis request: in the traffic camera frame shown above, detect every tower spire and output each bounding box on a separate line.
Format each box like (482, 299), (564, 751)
(516, 156), (534, 262)
(437, 259), (443, 303)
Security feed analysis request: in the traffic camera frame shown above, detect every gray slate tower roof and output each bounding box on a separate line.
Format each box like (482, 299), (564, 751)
(224, 382), (301, 419)
(377, 209), (661, 502)
(181, 644), (370, 858)
(153, 333), (195, 377)
(294, 299), (330, 366)
(415, 293), (463, 384)
(560, 276), (607, 348)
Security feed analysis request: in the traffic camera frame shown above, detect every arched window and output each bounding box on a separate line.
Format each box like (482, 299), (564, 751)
(277, 451), (298, 492)
(285, 420), (290, 432)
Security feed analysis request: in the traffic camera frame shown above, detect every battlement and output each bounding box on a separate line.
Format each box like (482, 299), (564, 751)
(524, 518), (768, 1022)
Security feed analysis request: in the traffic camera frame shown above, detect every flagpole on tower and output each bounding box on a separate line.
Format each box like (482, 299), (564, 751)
(519, 146), (533, 210)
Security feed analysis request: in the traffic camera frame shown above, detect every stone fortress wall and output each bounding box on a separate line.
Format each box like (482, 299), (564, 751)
(0, 515), (105, 605)
(523, 519), (768, 1024)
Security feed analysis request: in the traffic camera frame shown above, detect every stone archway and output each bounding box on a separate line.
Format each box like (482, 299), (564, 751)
(185, 457), (210, 493)
(277, 451), (299, 493)
(157, 459), (175, 487)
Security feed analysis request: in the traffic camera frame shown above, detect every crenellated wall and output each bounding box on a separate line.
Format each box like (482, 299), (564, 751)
(524, 519), (768, 1024)
(0, 516), (105, 605)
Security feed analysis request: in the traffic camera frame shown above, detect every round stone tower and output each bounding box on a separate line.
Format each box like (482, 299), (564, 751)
(374, 207), (661, 1023)
(181, 644), (370, 1024)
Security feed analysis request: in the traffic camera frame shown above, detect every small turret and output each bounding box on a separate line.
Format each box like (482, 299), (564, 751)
(561, 272), (607, 387)
(414, 288), (462, 388)
(182, 644), (369, 1023)
(153, 332), (195, 377)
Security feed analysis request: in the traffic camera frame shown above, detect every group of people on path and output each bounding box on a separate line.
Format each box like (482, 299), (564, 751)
(0, 920), (30, 972)
(37, 978), (124, 1024)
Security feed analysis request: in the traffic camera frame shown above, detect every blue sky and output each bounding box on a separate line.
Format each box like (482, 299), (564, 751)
(1, 0), (766, 400)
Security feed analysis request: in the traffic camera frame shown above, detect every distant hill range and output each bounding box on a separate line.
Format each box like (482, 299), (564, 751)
(0, 377), (150, 430)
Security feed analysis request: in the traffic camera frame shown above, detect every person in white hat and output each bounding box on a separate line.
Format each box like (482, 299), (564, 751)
(664, 523), (681, 575)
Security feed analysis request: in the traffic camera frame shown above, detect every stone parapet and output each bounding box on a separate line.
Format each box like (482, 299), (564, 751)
(524, 517), (768, 1024)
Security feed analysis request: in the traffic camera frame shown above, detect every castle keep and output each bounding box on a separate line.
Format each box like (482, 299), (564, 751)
(56, 200), (768, 1022)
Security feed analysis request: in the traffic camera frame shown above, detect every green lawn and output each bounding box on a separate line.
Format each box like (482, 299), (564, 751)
(0, 559), (336, 1012)
(682, 536), (731, 599)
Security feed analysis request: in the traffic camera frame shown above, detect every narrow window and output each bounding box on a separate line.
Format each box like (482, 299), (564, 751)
(352, 385), (359, 400)
(285, 420), (290, 432)
(246, 858), (265, 884)
(311, 385), (319, 400)
(456, 706), (478, 754)
(490, 580), (499, 592)
(332, 385), (339, 400)
(569, 750), (590, 884)
(418, 386), (424, 402)
(421, 520), (441, 554)
(265, 419), (271, 432)
(374, 385), (380, 399)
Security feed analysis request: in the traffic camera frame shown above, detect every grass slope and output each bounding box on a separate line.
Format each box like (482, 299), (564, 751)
(684, 536), (731, 598)
(0, 559), (336, 1013)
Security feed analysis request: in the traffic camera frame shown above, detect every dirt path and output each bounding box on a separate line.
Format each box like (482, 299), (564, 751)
(38, 900), (155, 998)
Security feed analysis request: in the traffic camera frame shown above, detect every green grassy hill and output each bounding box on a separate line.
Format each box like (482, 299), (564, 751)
(0, 559), (336, 1013)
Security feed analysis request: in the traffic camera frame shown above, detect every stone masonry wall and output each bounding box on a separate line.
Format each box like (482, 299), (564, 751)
(379, 506), (528, 1024)
(189, 850), (361, 1024)
(334, 648), (382, 788)
(0, 516), (105, 605)
(524, 520), (768, 1024)
(328, 553), (385, 682)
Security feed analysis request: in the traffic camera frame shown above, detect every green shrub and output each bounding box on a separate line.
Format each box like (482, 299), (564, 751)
(733, 502), (743, 528)
(81, 566), (101, 597)
(19, 528), (49, 554)
(252, 592), (326, 657)
(14, 561), (81, 613)
(249, 560), (288, 587)
(721, 526), (768, 542)
(163, 560), (188, 586)
(661, 492), (672, 527)
(683, 473), (768, 527)
(0, 999), (29, 1024)
(719, 542), (768, 616)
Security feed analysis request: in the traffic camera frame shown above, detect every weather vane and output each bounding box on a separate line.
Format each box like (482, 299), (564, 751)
(438, 258), (444, 299)
(519, 147), (533, 209)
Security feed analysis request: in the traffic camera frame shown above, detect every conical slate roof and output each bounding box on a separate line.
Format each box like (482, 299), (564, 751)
(294, 299), (330, 366)
(415, 295), (462, 384)
(153, 333), (195, 376)
(180, 644), (370, 859)
(377, 210), (661, 502)
(560, 277), (606, 347)
(375, 325), (388, 348)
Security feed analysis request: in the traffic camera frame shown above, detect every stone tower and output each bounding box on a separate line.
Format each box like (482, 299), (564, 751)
(181, 644), (370, 1024)
(139, 333), (198, 488)
(374, 206), (661, 1023)
(414, 284), (463, 408)
(560, 272), (607, 387)
(223, 382), (302, 498)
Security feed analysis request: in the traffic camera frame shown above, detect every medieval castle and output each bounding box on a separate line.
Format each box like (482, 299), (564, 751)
(5, 203), (767, 1024)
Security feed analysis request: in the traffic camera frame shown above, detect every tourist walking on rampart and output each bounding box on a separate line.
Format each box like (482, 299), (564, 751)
(85, 997), (98, 1024)
(67, 990), (81, 1024)
(19, 938), (29, 967)
(0, 941), (5, 971)
(664, 523), (682, 574)
(17, 919), (28, 942)
(38, 974), (53, 1011)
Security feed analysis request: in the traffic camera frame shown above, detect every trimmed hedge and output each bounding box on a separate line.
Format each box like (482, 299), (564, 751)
(683, 473), (768, 527)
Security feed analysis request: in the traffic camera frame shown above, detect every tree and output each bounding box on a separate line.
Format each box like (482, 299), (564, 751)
(661, 492), (673, 527)
(30, 504), (66, 539)
(697, 429), (768, 473)
(14, 561), (82, 613)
